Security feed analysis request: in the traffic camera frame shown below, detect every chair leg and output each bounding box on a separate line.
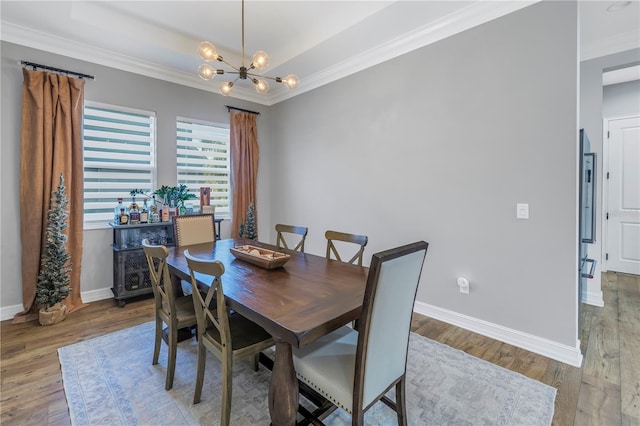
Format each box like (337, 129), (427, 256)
(193, 343), (207, 404)
(220, 356), (233, 426)
(395, 378), (407, 426)
(153, 317), (162, 365)
(352, 409), (364, 426)
(251, 353), (259, 371)
(165, 325), (178, 390)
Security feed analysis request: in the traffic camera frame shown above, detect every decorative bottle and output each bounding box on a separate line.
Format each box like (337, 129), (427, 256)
(162, 195), (170, 222)
(119, 207), (129, 225)
(179, 200), (186, 216)
(114, 198), (126, 223)
(129, 196), (140, 224)
(150, 196), (158, 222)
(169, 199), (177, 220)
(140, 199), (149, 223)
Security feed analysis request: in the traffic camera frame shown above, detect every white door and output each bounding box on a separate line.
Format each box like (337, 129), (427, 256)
(606, 115), (640, 275)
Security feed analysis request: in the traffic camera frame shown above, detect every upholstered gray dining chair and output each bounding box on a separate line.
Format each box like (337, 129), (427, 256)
(141, 239), (197, 391)
(275, 223), (308, 252)
(184, 250), (275, 426)
(293, 241), (429, 425)
(325, 230), (368, 266)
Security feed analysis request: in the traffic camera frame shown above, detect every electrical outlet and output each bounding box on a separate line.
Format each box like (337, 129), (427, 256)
(457, 277), (469, 294)
(516, 203), (529, 219)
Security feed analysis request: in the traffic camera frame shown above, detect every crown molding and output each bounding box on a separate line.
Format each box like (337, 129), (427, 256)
(4, 1), (538, 106)
(1, 21), (200, 89)
(603, 64), (640, 85)
(269, 1), (539, 105)
(581, 29), (640, 62)
(1, 20), (272, 105)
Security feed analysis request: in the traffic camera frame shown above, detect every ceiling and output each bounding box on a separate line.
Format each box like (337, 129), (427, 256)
(1, 1), (639, 105)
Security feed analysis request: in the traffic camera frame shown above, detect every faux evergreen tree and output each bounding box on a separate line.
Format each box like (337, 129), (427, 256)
(238, 201), (257, 240)
(36, 174), (72, 309)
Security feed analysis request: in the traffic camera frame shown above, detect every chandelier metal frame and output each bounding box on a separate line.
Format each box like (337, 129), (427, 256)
(197, 0), (299, 96)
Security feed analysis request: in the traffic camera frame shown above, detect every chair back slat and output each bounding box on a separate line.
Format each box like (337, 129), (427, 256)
(325, 230), (368, 266)
(184, 250), (231, 351)
(142, 239), (176, 314)
(174, 214), (216, 247)
(275, 224), (308, 252)
(354, 241), (428, 410)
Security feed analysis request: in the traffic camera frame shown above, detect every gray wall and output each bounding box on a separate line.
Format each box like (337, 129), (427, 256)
(268, 1), (579, 346)
(580, 48), (640, 304)
(1, 41), (272, 309)
(603, 80), (640, 117)
(1, 2), (584, 351)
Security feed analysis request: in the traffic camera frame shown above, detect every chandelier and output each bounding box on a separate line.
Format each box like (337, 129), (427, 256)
(197, 0), (299, 96)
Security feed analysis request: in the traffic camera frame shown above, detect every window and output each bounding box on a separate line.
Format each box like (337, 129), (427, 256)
(176, 118), (230, 217)
(83, 102), (156, 228)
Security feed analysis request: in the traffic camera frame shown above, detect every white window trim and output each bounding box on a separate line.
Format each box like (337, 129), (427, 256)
(176, 116), (231, 219)
(83, 101), (157, 230)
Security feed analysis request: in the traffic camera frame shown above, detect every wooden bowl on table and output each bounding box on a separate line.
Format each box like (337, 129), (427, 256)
(230, 245), (291, 269)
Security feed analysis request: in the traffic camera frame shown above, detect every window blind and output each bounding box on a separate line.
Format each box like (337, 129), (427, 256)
(83, 102), (156, 228)
(176, 118), (230, 216)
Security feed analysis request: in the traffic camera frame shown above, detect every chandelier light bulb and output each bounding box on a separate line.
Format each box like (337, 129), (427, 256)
(198, 64), (216, 80)
(196, 0), (298, 96)
(220, 81), (234, 96)
(199, 41), (219, 61)
(252, 51), (269, 69)
(283, 74), (299, 89)
(255, 79), (270, 94)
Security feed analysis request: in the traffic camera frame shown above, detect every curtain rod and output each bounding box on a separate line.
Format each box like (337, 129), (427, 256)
(226, 105), (260, 115)
(20, 61), (95, 80)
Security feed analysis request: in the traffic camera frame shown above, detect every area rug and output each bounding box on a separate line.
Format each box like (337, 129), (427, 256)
(58, 322), (556, 425)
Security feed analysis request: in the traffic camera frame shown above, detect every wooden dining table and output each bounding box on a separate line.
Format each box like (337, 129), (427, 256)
(166, 238), (368, 425)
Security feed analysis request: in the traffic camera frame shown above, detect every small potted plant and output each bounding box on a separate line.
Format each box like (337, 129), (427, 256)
(36, 174), (72, 326)
(131, 185), (197, 209)
(173, 184), (198, 213)
(129, 185), (198, 204)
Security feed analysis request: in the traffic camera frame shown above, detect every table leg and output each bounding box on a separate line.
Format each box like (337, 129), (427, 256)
(171, 273), (185, 297)
(269, 341), (299, 426)
(170, 273), (193, 342)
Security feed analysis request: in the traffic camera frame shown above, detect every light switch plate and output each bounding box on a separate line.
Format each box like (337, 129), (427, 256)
(516, 203), (529, 219)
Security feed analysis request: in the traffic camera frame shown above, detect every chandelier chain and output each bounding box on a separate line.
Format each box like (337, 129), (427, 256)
(241, 0), (245, 69)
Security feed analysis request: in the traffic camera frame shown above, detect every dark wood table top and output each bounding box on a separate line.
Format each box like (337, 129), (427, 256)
(167, 238), (368, 347)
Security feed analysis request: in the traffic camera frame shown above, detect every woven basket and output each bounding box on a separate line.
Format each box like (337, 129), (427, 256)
(39, 303), (67, 326)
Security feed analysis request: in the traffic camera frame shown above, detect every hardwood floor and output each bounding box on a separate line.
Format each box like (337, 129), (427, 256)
(1, 272), (638, 425)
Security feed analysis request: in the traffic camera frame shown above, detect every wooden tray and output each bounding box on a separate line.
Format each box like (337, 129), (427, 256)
(230, 245), (291, 269)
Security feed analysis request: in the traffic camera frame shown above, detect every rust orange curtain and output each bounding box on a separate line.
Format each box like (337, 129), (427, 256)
(229, 110), (259, 238)
(14, 69), (87, 323)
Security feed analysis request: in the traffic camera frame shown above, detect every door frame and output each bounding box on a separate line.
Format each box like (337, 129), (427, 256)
(601, 114), (640, 273)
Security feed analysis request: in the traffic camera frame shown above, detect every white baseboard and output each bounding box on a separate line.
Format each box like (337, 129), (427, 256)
(2, 289), (585, 368)
(583, 290), (604, 307)
(0, 287), (115, 321)
(414, 301), (583, 367)
(81, 287), (114, 303)
(0, 304), (26, 322)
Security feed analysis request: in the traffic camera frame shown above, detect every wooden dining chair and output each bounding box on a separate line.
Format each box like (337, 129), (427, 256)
(173, 213), (216, 247)
(293, 241), (429, 425)
(325, 230), (368, 266)
(141, 239), (197, 391)
(275, 224), (308, 252)
(184, 250), (275, 426)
